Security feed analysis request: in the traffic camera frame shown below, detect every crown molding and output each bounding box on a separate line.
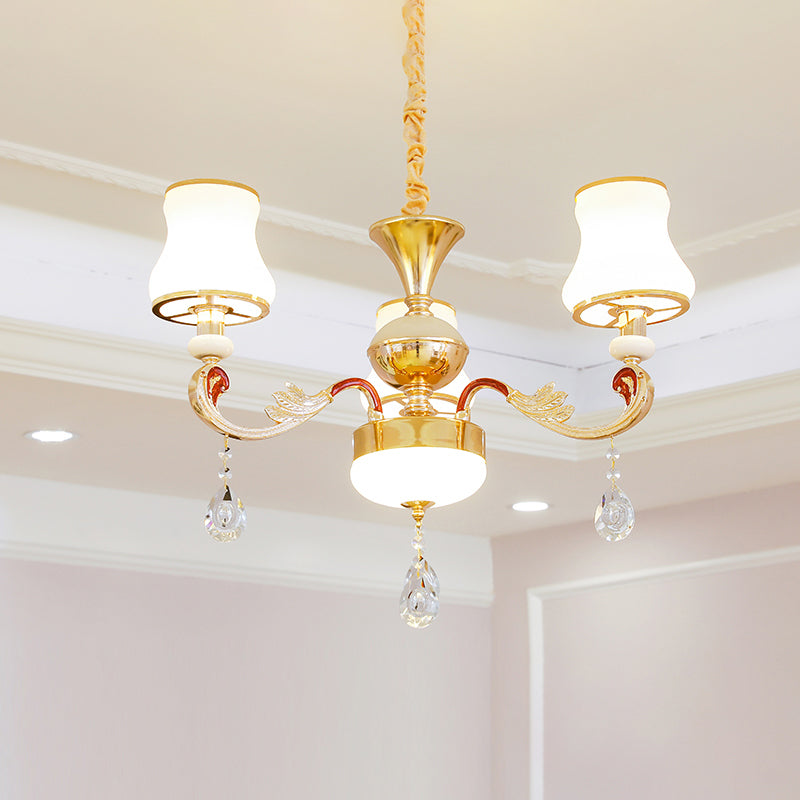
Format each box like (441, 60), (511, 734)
(681, 208), (800, 257)
(529, 543), (800, 602)
(0, 317), (798, 462)
(577, 367), (800, 456)
(5, 138), (797, 285)
(0, 139), (167, 194)
(0, 474), (494, 606)
(445, 251), (568, 285)
(0, 139), (563, 284)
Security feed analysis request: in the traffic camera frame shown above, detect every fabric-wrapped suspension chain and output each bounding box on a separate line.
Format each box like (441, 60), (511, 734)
(401, 0), (430, 216)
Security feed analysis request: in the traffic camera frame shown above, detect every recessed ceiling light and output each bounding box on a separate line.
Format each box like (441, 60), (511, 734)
(512, 500), (549, 512)
(25, 430), (76, 443)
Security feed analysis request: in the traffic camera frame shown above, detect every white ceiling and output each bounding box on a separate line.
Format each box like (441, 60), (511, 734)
(0, 0), (799, 541)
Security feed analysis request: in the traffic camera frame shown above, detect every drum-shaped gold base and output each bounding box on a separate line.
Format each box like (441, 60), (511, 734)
(350, 416), (486, 508)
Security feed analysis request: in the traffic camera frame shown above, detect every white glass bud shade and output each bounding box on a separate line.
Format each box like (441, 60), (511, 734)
(149, 180), (276, 325)
(350, 447), (486, 508)
(562, 177), (695, 328)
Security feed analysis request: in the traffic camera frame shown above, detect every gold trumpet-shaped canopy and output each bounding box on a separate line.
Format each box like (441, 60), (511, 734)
(369, 215), (465, 306)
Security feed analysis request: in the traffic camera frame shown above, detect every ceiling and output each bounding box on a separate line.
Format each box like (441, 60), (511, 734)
(0, 0), (799, 541)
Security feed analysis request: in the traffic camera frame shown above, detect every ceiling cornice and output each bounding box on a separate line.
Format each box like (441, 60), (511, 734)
(4, 138), (798, 286)
(680, 209), (800, 257)
(2, 316), (798, 462)
(0, 139), (566, 284)
(0, 474), (494, 606)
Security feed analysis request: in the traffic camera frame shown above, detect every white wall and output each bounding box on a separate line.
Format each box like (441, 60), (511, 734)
(541, 560), (800, 799)
(0, 559), (491, 800)
(491, 482), (800, 799)
(0, 476), (492, 800)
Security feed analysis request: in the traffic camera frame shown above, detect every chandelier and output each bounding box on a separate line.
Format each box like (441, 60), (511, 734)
(148, 0), (695, 627)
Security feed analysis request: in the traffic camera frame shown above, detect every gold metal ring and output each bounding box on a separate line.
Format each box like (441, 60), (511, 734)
(353, 416), (485, 460)
(571, 290), (690, 328)
(165, 179), (260, 199)
(151, 290), (270, 325)
(375, 297), (456, 318)
(575, 176), (667, 199)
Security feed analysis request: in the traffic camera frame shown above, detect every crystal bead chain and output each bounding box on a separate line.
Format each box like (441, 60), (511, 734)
(606, 437), (620, 487)
(412, 510), (425, 564)
(218, 434), (232, 485)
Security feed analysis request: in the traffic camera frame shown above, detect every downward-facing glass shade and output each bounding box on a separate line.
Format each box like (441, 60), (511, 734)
(350, 447), (486, 508)
(149, 180), (276, 325)
(562, 177), (695, 328)
(350, 417), (486, 508)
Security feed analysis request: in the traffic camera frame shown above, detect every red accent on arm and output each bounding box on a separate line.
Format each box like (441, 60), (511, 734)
(456, 378), (511, 413)
(207, 366), (230, 407)
(612, 367), (638, 406)
(330, 378), (383, 413)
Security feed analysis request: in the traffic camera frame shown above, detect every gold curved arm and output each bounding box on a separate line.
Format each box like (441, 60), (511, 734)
(506, 364), (653, 440)
(189, 363), (335, 441)
(188, 365), (385, 441)
(456, 365), (653, 441)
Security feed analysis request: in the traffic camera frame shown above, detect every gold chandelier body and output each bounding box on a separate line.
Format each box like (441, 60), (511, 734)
(149, 0), (695, 625)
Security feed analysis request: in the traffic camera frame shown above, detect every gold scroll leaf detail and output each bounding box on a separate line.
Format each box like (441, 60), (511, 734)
(503, 364), (653, 440)
(190, 365), (334, 441)
(507, 382), (576, 424)
(265, 383), (332, 424)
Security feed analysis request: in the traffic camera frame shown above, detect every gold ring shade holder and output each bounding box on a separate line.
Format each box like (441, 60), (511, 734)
(571, 290), (691, 328)
(152, 290), (271, 325)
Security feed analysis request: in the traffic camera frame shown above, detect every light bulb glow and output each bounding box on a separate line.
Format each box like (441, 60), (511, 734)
(25, 430), (75, 443)
(512, 500), (549, 512)
(351, 447), (486, 508)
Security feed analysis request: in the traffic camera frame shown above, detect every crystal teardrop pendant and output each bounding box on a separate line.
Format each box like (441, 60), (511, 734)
(594, 486), (635, 542)
(595, 439), (635, 542)
(204, 435), (247, 542)
(205, 484), (247, 542)
(399, 500), (439, 628)
(400, 557), (440, 628)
